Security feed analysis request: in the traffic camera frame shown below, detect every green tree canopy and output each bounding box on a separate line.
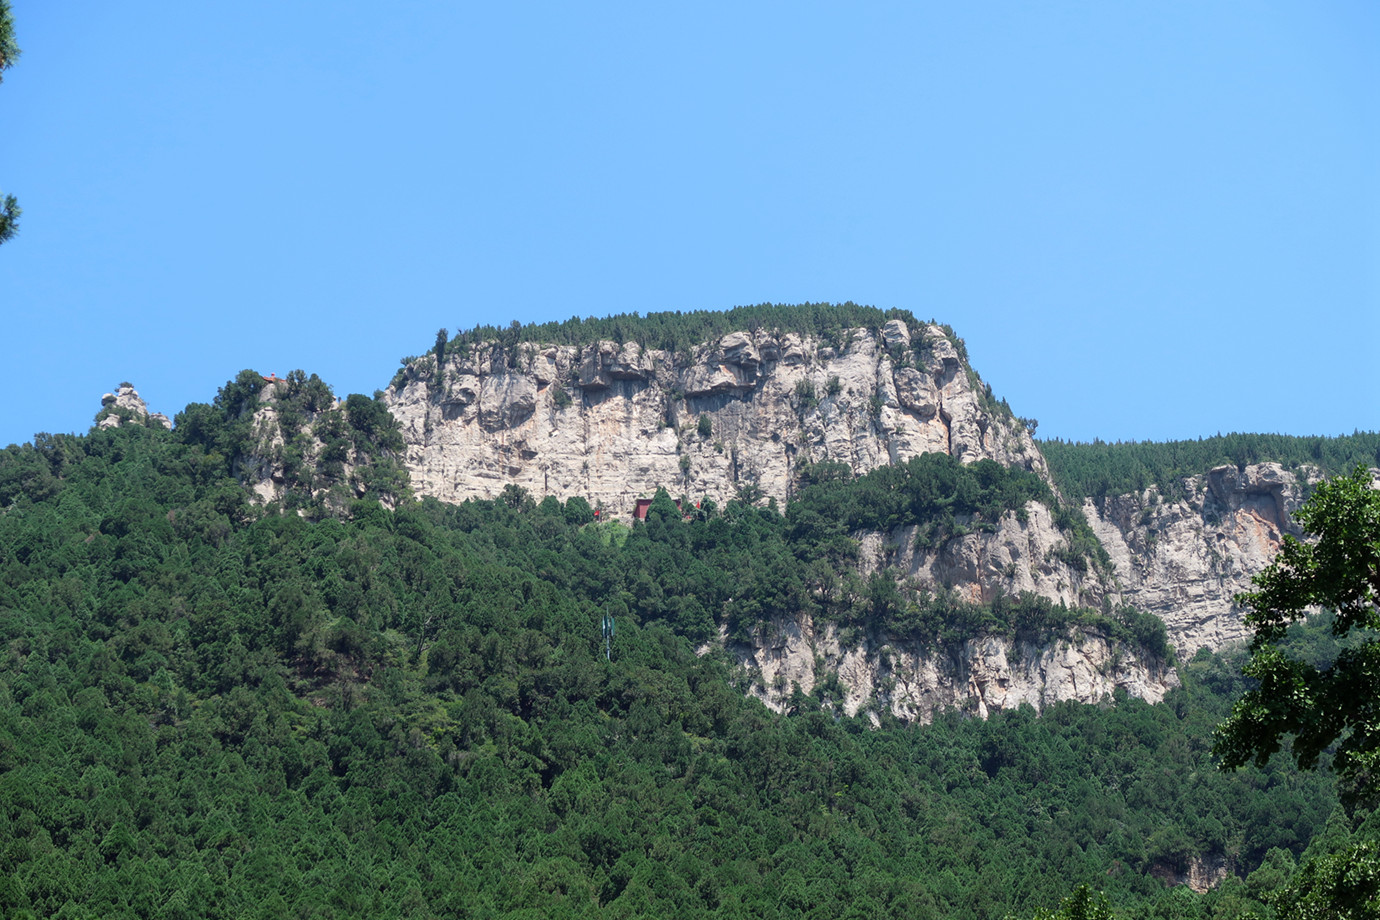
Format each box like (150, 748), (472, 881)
(1215, 465), (1380, 790)
(1008, 885), (1117, 920)
(0, 0), (19, 245)
(0, 0), (18, 78)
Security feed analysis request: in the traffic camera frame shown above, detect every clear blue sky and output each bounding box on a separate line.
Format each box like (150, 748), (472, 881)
(2, 2), (1376, 448)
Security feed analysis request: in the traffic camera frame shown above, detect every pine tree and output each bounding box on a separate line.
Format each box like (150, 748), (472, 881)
(0, 0), (20, 245)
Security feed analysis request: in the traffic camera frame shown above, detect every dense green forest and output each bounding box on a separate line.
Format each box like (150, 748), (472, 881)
(1041, 433), (1380, 503)
(0, 374), (1374, 917)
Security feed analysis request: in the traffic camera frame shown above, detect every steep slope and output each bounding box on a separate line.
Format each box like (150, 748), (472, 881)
(734, 617), (1176, 723)
(0, 419), (1342, 919)
(181, 370), (411, 516)
(119, 310), (1378, 710)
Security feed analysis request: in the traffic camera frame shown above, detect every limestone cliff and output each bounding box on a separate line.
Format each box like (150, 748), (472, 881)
(731, 612), (1176, 724)
(733, 502), (1172, 723)
(384, 319), (1045, 517)
(1084, 462), (1316, 657)
(857, 502), (1107, 610)
(94, 321), (1340, 721)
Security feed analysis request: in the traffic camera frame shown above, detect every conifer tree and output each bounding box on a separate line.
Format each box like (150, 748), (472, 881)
(0, 0), (20, 245)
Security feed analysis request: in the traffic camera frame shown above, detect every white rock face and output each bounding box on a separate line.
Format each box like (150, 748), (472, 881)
(385, 324), (1044, 517)
(857, 502), (1107, 610)
(86, 347), (1339, 723)
(734, 612), (1177, 724)
(1084, 462), (1316, 657)
(97, 384), (170, 430)
(730, 500), (1175, 720)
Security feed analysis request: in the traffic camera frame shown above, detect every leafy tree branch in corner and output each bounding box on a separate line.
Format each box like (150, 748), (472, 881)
(0, 0), (21, 245)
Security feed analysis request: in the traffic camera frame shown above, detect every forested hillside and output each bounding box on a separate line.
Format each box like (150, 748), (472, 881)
(1041, 433), (1380, 502)
(0, 373), (1371, 918)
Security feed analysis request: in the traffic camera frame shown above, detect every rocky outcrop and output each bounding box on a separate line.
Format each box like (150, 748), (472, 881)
(1152, 854), (1233, 894)
(85, 332), (1354, 724)
(732, 612), (1176, 724)
(857, 502), (1108, 610)
(1084, 462), (1316, 657)
(384, 322), (1044, 517)
(97, 383), (171, 430)
(237, 383), (309, 505)
(386, 321), (1360, 665)
(732, 501), (1175, 723)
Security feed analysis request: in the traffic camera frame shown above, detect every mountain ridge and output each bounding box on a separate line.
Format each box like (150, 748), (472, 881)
(72, 307), (1377, 715)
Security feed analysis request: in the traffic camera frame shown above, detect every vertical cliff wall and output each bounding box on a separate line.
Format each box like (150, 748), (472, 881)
(376, 320), (1182, 717)
(1083, 462), (1316, 657)
(383, 320), (1045, 517)
(100, 316), (1333, 723)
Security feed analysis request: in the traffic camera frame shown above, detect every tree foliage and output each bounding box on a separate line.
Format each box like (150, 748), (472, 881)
(1269, 838), (1380, 920)
(0, 0), (16, 77)
(1008, 885), (1117, 920)
(448, 302), (926, 355)
(0, 0), (19, 246)
(0, 194), (18, 245)
(1215, 465), (1380, 788)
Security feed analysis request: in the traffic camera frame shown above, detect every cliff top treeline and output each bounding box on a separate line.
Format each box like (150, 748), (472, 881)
(442, 302), (941, 355)
(1042, 431), (1380, 502)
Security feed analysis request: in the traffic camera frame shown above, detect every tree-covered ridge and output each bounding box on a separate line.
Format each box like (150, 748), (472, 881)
(447, 302), (929, 354)
(0, 413), (1349, 918)
(1040, 432), (1380, 502)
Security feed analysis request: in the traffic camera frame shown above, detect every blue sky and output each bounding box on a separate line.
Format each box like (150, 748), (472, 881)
(2, 2), (1375, 448)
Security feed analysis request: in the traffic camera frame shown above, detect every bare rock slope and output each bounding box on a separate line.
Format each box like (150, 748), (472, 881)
(97, 384), (171, 430)
(99, 315), (1321, 720)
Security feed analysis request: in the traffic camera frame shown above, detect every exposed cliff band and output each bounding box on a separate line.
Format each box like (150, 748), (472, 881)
(1085, 462), (1315, 656)
(374, 317), (1181, 718)
(384, 319), (1045, 518)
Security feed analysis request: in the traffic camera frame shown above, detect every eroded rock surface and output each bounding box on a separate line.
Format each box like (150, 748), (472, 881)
(1084, 462), (1315, 657)
(857, 502), (1107, 610)
(97, 384), (171, 430)
(385, 323), (1043, 518)
(732, 612), (1177, 724)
